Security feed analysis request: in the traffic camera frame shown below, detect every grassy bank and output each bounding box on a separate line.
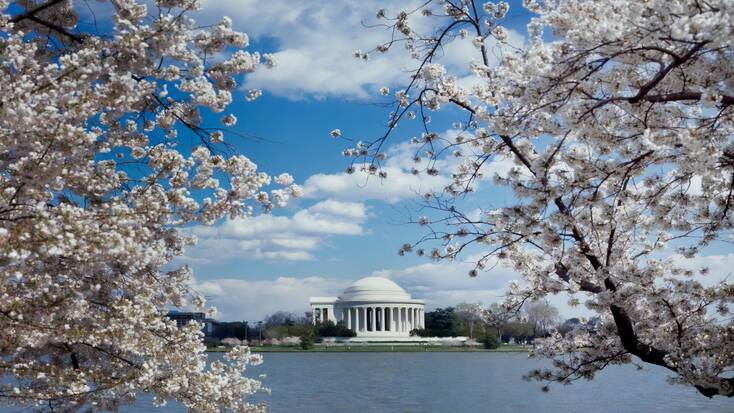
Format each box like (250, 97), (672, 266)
(207, 344), (531, 353)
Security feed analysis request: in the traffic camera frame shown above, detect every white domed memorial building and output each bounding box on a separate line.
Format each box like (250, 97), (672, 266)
(310, 277), (425, 340)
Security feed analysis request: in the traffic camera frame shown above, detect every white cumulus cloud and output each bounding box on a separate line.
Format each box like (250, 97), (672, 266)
(302, 138), (470, 203)
(194, 276), (351, 321)
(303, 165), (450, 203)
(180, 199), (368, 263)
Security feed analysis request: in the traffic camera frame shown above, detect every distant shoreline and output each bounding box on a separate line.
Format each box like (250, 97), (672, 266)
(207, 344), (531, 353)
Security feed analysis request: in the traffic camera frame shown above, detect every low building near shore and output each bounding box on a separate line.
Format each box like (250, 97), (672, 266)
(166, 310), (215, 335)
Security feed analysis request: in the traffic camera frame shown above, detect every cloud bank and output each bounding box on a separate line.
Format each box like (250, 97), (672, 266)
(200, 0), (523, 99)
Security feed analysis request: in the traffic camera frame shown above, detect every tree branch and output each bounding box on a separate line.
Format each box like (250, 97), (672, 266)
(628, 42), (708, 104)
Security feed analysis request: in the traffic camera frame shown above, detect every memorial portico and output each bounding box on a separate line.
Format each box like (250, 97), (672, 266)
(310, 277), (425, 338)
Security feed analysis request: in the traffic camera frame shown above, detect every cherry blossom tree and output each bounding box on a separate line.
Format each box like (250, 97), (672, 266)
(455, 302), (483, 338)
(0, 1), (301, 411)
(347, 0), (734, 397)
(523, 299), (560, 337)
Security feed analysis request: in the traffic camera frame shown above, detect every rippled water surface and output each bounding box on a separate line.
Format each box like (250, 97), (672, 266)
(10, 352), (734, 412)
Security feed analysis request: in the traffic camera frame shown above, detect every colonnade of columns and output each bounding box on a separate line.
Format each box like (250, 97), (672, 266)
(311, 305), (424, 335)
(340, 306), (424, 334)
(311, 307), (333, 324)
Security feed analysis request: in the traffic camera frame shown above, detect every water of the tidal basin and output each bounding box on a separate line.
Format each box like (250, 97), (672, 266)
(114, 352), (732, 413)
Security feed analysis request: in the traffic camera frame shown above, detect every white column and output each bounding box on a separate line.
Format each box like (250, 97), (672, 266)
(346, 308), (351, 330)
(368, 307), (374, 332)
(389, 307), (394, 332)
(311, 307), (316, 325)
(393, 307), (398, 332)
(356, 308), (361, 332)
(359, 308), (363, 332)
(397, 307), (402, 332)
(397, 307), (401, 332)
(384, 307), (388, 331)
(389, 307), (393, 331)
(402, 307), (406, 332)
(383, 307), (388, 332)
(360, 308), (364, 332)
(398, 307), (402, 332)
(380, 307), (385, 331)
(405, 307), (409, 331)
(407, 307), (410, 331)
(382, 307), (392, 331)
(362, 307), (367, 332)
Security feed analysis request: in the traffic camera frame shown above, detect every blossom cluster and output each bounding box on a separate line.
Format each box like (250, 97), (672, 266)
(354, 0), (734, 397)
(0, 1), (299, 411)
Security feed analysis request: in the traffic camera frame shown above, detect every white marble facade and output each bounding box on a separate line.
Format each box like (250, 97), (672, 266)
(310, 277), (425, 338)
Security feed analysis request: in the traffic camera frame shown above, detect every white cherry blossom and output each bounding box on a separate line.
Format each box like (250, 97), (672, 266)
(0, 1), (298, 411)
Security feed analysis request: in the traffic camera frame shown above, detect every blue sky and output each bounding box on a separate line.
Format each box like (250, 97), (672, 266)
(115, 0), (732, 322)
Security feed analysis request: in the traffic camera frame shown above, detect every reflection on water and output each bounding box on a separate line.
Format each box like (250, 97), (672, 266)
(9, 352), (734, 412)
